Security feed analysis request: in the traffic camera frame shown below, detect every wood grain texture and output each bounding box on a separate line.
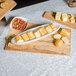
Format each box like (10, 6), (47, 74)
(0, 0), (17, 20)
(5, 23), (71, 56)
(43, 11), (76, 29)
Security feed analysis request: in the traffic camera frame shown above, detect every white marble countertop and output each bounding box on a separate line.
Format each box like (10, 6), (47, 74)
(0, 0), (76, 76)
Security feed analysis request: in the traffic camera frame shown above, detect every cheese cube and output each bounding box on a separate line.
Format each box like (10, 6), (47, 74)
(46, 25), (53, 33)
(50, 24), (56, 31)
(34, 31), (42, 38)
(55, 12), (61, 20)
(70, 14), (74, 19)
(39, 27), (47, 36)
(15, 35), (24, 43)
(60, 28), (70, 37)
(21, 33), (29, 41)
(61, 13), (68, 22)
(28, 31), (36, 39)
(70, 19), (75, 23)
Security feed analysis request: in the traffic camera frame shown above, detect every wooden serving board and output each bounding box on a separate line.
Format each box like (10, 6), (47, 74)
(5, 23), (71, 56)
(0, 0), (17, 20)
(43, 11), (76, 29)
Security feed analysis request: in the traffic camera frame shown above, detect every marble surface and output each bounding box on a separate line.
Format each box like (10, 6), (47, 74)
(0, 0), (76, 76)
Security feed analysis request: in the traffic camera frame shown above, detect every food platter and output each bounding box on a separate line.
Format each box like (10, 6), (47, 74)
(4, 11), (71, 56)
(43, 11), (76, 29)
(11, 23), (60, 45)
(5, 21), (71, 56)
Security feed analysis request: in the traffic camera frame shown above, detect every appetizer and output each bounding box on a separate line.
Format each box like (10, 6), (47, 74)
(46, 25), (52, 33)
(61, 13), (68, 22)
(55, 12), (61, 20)
(59, 28), (70, 37)
(53, 34), (61, 39)
(70, 14), (74, 19)
(70, 14), (75, 23)
(12, 18), (27, 31)
(55, 39), (63, 47)
(21, 33), (29, 41)
(50, 24), (56, 31)
(53, 28), (70, 47)
(62, 37), (69, 44)
(34, 30), (42, 38)
(13, 24), (58, 44)
(70, 19), (75, 23)
(55, 12), (76, 23)
(54, 34), (70, 47)
(15, 35), (24, 43)
(39, 27), (47, 36)
(27, 31), (36, 39)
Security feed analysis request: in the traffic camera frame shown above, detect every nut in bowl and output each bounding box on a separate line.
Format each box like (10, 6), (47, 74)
(10, 17), (28, 31)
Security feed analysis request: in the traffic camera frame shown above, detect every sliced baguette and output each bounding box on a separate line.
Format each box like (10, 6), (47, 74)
(54, 34), (61, 39)
(55, 39), (63, 47)
(62, 37), (69, 44)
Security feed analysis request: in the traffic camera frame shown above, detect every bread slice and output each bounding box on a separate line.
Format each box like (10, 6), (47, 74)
(53, 34), (61, 39)
(62, 37), (69, 44)
(55, 39), (63, 47)
(28, 31), (36, 39)
(39, 27), (47, 36)
(21, 33), (29, 41)
(46, 25), (53, 33)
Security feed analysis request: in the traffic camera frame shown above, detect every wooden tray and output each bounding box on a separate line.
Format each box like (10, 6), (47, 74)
(43, 11), (76, 29)
(0, 0), (17, 20)
(5, 23), (71, 56)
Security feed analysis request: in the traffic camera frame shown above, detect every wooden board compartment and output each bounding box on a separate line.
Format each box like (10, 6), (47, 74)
(0, 0), (17, 20)
(43, 11), (76, 29)
(5, 23), (71, 56)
